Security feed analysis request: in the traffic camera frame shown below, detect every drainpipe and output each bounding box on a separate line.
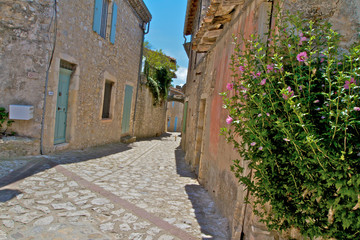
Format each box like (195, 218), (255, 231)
(131, 22), (150, 137)
(40, 0), (58, 155)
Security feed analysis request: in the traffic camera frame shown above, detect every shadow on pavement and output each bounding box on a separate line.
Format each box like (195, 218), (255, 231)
(0, 142), (132, 190)
(0, 189), (22, 202)
(174, 146), (230, 239)
(174, 146), (196, 179)
(135, 132), (174, 142)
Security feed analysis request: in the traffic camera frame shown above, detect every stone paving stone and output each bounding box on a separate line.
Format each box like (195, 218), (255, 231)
(0, 133), (229, 239)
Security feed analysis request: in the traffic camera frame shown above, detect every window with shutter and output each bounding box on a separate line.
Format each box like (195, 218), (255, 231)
(110, 2), (118, 44)
(93, 0), (115, 41)
(100, 0), (109, 38)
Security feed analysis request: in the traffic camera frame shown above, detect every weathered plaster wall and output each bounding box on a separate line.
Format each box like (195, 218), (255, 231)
(281, 0), (360, 49)
(40, 0), (144, 153)
(0, 0), (53, 142)
(133, 82), (166, 139)
(182, 0), (359, 239)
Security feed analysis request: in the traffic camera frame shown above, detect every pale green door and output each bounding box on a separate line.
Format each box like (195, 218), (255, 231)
(121, 85), (133, 133)
(54, 68), (71, 144)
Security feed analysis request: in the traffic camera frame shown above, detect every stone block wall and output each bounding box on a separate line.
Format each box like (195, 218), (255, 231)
(41, 0), (145, 153)
(0, 137), (40, 159)
(0, 0), (53, 139)
(133, 82), (166, 139)
(182, 0), (360, 239)
(1, 0), (149, 154)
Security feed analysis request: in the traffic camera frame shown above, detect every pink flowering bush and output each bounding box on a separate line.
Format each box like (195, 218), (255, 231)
(221, 9), (360, 240)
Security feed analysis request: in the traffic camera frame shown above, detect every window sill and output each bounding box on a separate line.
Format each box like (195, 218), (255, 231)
(101, 118), (113, 123)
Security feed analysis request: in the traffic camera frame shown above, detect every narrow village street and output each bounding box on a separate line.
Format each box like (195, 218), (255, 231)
(0, 133), (229, 240)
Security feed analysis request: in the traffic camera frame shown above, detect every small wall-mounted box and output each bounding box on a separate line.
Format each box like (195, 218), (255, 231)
(9, 105), (34, 120)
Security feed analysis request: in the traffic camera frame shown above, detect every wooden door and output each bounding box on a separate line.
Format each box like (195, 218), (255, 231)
(54, 68), (71, 144)
(121, 85), (133, 134)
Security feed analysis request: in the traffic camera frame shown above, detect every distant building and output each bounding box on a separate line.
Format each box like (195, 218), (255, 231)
(0, 0), (151, 157)
(166, 87), (184, 132)
(182, 0), (360, 239)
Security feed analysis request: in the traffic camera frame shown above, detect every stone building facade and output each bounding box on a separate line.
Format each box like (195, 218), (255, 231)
(182, 0), (360, 239)
(166, 87), (184, 132)
(0, 0), (151, 156)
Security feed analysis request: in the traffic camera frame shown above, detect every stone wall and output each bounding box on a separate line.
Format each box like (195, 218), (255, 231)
(1, 0), (150, 155)
(0, 137), (40, 159)
(133, 82), (166, 139)
(41, 0), (145, 153)
(182, 0), (360, 239)
(0, 0), (53, 139)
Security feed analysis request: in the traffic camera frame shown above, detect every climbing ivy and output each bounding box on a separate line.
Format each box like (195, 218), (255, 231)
(221, 8), (360, 239)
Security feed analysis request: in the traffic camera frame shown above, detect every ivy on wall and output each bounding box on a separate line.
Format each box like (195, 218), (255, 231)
(143, 42), (178, 105)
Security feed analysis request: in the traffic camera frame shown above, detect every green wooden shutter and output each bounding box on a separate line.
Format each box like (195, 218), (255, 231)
(182, 101), (188, 133)
(122, 85), (133, 133)
(110, 2), (118, 44)
(93, 0), (103, 34)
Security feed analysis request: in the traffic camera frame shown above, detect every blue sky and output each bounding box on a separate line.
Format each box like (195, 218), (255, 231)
(143, 0), (189, 86)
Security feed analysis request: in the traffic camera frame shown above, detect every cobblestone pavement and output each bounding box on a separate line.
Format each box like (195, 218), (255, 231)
(0, 133), (229, 240)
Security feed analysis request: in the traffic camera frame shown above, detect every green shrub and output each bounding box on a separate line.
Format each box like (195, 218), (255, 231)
(0, 107), (14, 137)
(221, 9), (360, 239)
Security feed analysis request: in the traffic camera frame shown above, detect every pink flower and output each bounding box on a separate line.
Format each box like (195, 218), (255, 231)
(299, 85), (303, 91)
(284, 138), (290, 142)
(259, 79), (266, 85)
(251, 142), (256, 146)
(299, 37), (307, 45)
(240, 86), (248, 92)
(314, 100), (320, 103)
(344, 78), (356, 89)
(258, 113), (262, 117)
(252, 72), (261, 79)
(354, 107), (360, 111)
(266, 113), (270, 117)
(226, 115), (233, 124)
(267, 64), (274, 71)
(258, 146), (263, 151)
(320, 58), (325, 63)
(283, 86), (294, 100)
(297, 52), (308, 62)
(262, 93), (266, 96)
(299, 32), (307, 45)
(287, 86), (294, 96)
(226, 83), (234, 90)
(239, 66), (245, 71)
